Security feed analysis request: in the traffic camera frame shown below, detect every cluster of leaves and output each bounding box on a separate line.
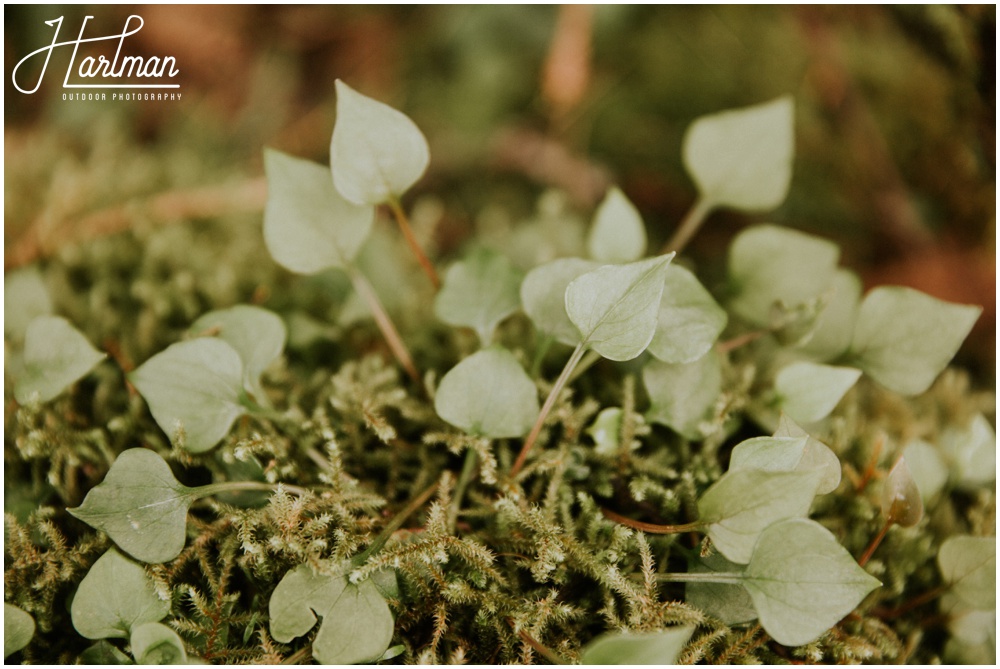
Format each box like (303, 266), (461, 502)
(4, 82), (995, 665)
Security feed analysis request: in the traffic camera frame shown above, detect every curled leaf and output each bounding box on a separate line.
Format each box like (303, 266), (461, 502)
(881, 458), (923, 527)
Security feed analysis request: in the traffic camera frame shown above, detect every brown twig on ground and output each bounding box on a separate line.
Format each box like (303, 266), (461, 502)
(5, 177), (267, 270)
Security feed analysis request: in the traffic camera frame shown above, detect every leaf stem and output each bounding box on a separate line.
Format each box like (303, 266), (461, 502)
(387, 195), (440, 290)
(529, 334), (555, 378)
(858, 518), (893, 567)
(448, 447), (479, 534)
(662, 196), (711, 255)
(601, 507), (703, 534)
(197, 480), (310, 499)
(566, 348), (601, 384)
(347, 265), (421, 386)
(355, 480), (439, 564)
(653, 571), (745, 585)
(511, 343), (587, 477)
(509, 621), (569, 665)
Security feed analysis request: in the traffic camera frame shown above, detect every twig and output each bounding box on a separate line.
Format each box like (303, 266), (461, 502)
(387, 195), (440, 290)
(601, 507), (702, 535)
(355, 480), (439, 564)
(6, 177), (267, 270)
(347, 266), (421, 386)
(661, 197), (711, 255)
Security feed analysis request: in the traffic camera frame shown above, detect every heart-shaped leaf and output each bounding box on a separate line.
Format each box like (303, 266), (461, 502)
(743, 518), (880, 647)
(586, 187), (646, 263)
(270, 562), (396, 665)
(901, 439), (947, 503)
(129, 338), (246, 453)
(15, 316), (105, 404)
(797, 269), (861, 361)
(848, 286), (981, 396)
(697, 468), (821, 564)
(434, 248), (524, 346)
(881, 458), (923, 527)
(4, 266), (52, 341)
(435, 346), (539, 439)
(580, 626), (693, 665)
(79, 640), (131, 665)
(644, 350), (722, 440)
(263, 148), (374, 274)
(648, 265), (727, 364)
(4, 604), (35, 659)
(938, 414), (996, 488)
(727, 225), (840, 327)
(70, 548), (170, 639)
(728, 436), (810, 474)
(772, 415), (842, 495)
(130, 622), (188, 664)
(330, 79), (429, 205)
(189, 305), (286, 403)
(521, 257), (601, 346)
(938, 535), (995, 611)
(566, 254), (674, 361)
(69, 448), (196, 564)
(682, 96), (794, 212)
(773, 362), (861, 424)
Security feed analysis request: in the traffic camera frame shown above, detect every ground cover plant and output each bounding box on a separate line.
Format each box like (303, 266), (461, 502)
(4, 22), (996, 664)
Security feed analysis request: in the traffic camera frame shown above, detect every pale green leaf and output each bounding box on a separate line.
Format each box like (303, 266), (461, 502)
(682, 96), (794, 212)
(566, 254), (674, 361)
(434, 248), (524, 345)
(644, 350), (722, 439)
(728, 436), (809, 474)
(774, 362), (861, 424)
(435, 346), (539, 438)
(797, 269), (861, 361)
(901, 440), (947, 503)
(71, 548), (170, 639)
(69, 448), (196, 564)
(130, 622), (188, 664)
(129, 338), (246, 453)
(581, 626), (694, 665)
(849, 286), (981, 396)
(331, 79), (429, 205)
(939, 414), (996, 488)
(269, 563), (396, 665)
(743, 518), (880, 647)
(15, 316), (105, 403)
(520, 257), (600, 346)
(4, 604), (34, 659)
(881, 457), (923, 527)
(772, 415), (842, 495)
(587, 408), (623, 455)
(263, 148), (374, 274)
(586, 187), (646, 263)
(938, 536), (995, 611)
(79, 640), (132, 664)
(190, 305), (286, 403)
(4, 266), (52, 341)
(648, 265), (727, 364)
(728, 225), (840, 327)
(685, 554), (757, 626)
(697, 468), (821, 564)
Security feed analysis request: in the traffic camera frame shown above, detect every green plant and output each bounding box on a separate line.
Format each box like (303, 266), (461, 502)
(4, 81), (993, 666)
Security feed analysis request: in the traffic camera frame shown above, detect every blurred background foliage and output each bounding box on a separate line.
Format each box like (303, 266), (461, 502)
(5, 4), (995, 382)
